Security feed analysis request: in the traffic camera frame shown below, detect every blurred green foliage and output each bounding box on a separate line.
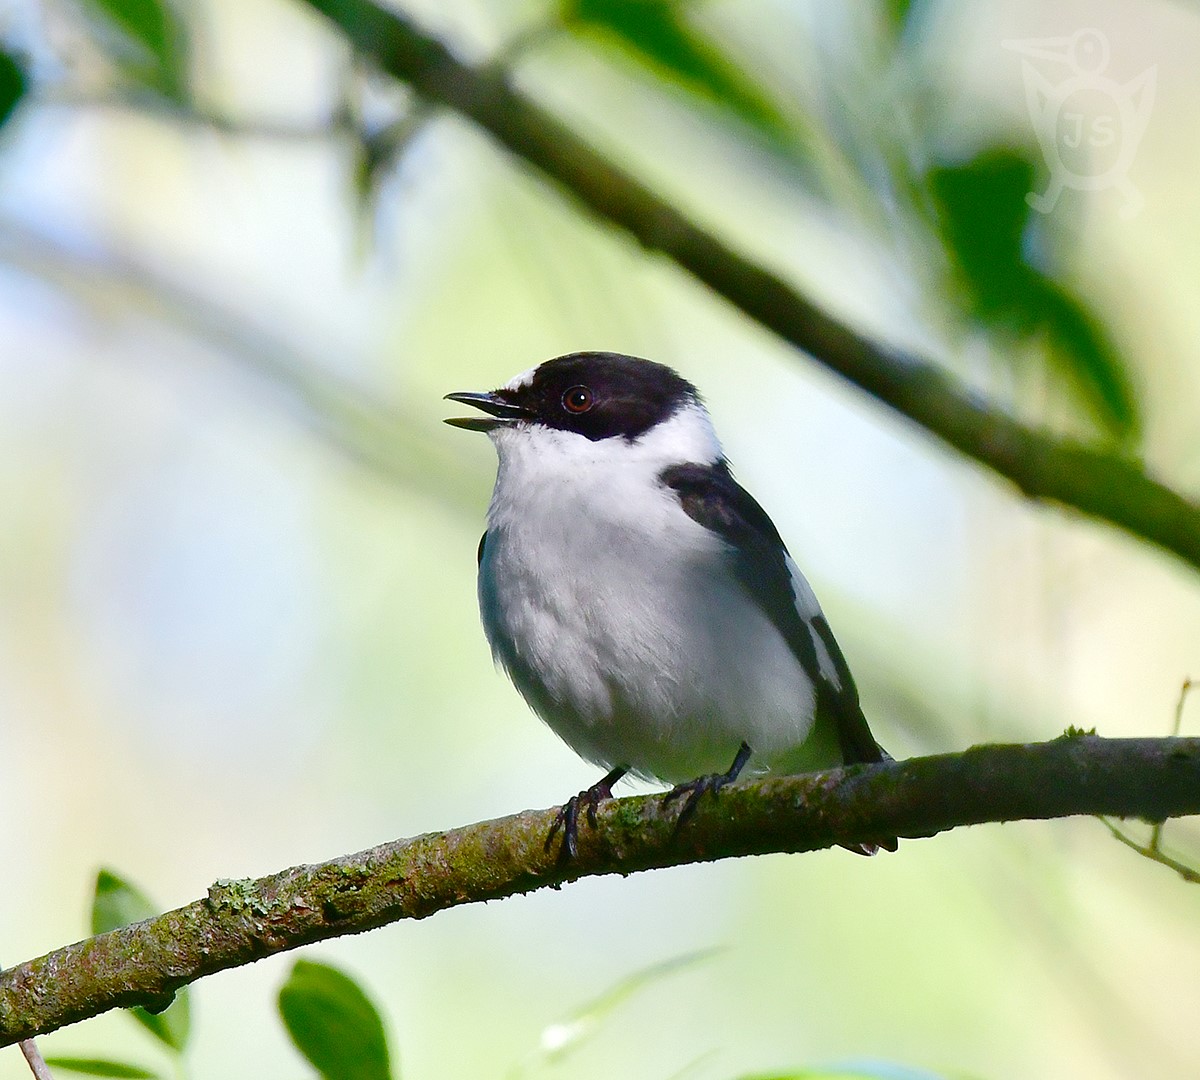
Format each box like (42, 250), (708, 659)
(41, 1058), (160, 1079)
(278, 959), (395, 1080)
(268, 949), (950, 1080)
(930, 148), (1138, 440)
(0, 49), (25, 130)
(511, 948), (718, 1076)
(882, 0), (917, 43)
(78, 0), (189, 102)
(559, 0), (793, 144)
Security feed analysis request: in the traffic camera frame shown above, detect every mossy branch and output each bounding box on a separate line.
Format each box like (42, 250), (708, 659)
(294, 0), (1200, 575)
(2, 736), (1199, 1046)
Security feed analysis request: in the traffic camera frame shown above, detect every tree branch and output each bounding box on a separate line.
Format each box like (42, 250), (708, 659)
(2, 736), (1198, 1046)
(294, 0), (1200, 575)
(18, 1040), (53, 1080)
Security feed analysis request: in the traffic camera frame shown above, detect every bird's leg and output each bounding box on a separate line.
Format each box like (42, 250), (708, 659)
(546, 765), (628, 858)
(663, 742), (752, 828)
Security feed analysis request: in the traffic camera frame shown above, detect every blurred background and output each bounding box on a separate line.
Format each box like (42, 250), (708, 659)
(2, 0), (1199, 1077)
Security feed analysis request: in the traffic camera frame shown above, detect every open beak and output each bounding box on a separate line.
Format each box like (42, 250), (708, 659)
(443, 390), (532, 432)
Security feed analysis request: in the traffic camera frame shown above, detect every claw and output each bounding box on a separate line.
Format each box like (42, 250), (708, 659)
(546, 765), (628, 858)
(663, 742), (752, 829)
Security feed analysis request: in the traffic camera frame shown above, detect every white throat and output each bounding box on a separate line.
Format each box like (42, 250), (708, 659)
(486, 400), (724, 508)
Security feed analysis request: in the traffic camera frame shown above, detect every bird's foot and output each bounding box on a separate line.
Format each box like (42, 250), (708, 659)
(662, 742), (752, 829)
(546, 765), (628, 858)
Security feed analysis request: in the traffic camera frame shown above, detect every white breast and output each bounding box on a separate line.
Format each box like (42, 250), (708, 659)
(477, 406), (838, 783)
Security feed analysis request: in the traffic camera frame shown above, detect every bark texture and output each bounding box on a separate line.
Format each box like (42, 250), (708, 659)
(3, 736), (1199, 1046)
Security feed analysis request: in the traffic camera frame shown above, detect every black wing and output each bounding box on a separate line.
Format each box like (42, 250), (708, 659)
(660, 460), (885, 767)
(477, 531), (488, 567)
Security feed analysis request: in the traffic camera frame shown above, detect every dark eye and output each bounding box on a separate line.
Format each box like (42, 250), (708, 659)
(562, 385), (593, 414)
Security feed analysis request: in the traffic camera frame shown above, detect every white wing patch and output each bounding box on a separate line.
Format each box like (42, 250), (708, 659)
(785, 554), (842, 690)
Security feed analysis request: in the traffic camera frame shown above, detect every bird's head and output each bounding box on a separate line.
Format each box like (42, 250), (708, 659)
(445, 351), (701, 438)
(445, 352), (723, 471)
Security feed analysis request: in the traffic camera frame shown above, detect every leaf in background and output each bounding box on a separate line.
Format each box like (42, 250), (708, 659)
(560, 0), (792, 144)
(91, 868), (192, 1052)
(43, 1058), (161, 1079)
(513, 949), (718, 1076)
(0, 48), (27, 130)
(930, 147), (1139, 440)
(1039, 281), (1139, 439)
(77, 0), (188, 102)
(278, 959), (394, 1080)
(881, 0), (915, 45)
(930, 148), (1042, 326)
(92, 868), (157, 935)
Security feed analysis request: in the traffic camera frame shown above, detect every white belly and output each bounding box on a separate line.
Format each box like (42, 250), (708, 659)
(478, 478), (836, 783)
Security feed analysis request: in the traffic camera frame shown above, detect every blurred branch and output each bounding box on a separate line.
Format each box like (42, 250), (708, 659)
(18, 1040), (53, 1080)
(3, 735), (1200, 1046)
(296, 0), (1200, 574)
(0, 219), (480, 513)
(41, 86), (356, 141)
(1099, 817), (1200, 884)
(1100, 678), (1200, 883)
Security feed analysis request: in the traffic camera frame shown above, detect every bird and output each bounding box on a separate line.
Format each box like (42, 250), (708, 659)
(445, 351), (894, 857)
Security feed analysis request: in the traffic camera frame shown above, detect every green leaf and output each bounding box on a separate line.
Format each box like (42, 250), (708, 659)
(930, 149), (1042, 326)
(561, 0), (791, 143)
(278, 959), (394, 1080)
(1039, 281), (1139, 440)
(43, 1058), (160, 1079)
(92, 867), (157, 934)
(0, 49), (27, 130)
(91, 869), (192, 1052)
(78, 0), (188, 102)
(882, 0), (915, 43)
(930, 148), (1139, 439)
(130, 984), (191, 1054)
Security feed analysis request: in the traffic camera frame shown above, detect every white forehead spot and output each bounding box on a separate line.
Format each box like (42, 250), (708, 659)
(503, 365), (539, 392)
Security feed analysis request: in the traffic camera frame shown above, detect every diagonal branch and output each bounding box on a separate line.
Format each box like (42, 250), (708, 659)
(295, 0), (1200, 574)
(0, 218), (480, 513)
(3, 735), (1199, 1046)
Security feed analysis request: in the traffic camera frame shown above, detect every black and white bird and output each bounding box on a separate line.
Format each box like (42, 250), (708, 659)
(446, 352), (893, 855)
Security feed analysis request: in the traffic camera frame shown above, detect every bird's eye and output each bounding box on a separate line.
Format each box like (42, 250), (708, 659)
(562, 385), (594, 414)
